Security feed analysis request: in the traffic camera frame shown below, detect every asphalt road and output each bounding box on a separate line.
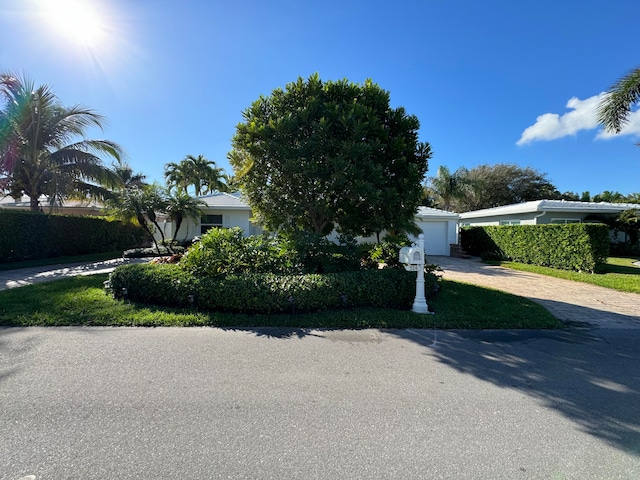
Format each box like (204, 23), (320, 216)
(1, 327), (639, 479)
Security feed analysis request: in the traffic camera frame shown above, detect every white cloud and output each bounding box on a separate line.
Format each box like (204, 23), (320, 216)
(516, 94), (604, 146)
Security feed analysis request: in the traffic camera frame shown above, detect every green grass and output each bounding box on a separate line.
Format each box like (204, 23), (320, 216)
(0, 251), (123, 271)
(0, 275), (561, 329)
(499, 257), (640, 294)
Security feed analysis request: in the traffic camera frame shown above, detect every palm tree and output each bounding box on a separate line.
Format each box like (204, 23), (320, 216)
(429, 166), (469, 211)
(165, 191), (206, 242)
(112, 162), (147, 190)
(164, 154), (227, 196)
(107, 183), (169, 254)
(597, 66), (640, 140)
(0, 72), (123, 211)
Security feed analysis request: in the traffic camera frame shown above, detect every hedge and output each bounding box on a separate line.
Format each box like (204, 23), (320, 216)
(0, 210), (146, 263)
(108, 263), (439, 314)
(460, 223), (610, 272)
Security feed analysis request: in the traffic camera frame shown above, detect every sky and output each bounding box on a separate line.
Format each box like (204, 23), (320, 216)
(1, 0), (639, 196)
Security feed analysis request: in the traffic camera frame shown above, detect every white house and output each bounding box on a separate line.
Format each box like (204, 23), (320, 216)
(413, 206), (460, 256)
(458, 200), (638, 227)
(162, 193), (460, 256)
(160, 192), (262, 242)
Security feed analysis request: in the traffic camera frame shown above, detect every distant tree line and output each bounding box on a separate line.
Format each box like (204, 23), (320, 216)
(425, 163), (639, 213)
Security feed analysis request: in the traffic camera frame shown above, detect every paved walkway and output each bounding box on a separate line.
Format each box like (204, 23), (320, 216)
(0, 257), (147, 291)
(430, 255), (640, 329)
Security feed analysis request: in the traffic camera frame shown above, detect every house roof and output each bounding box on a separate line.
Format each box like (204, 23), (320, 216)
(198, 192), (251, 210)
(0, 194), (105, 212)
(415, 206), (459, 220)
(459, 199), (638, 219)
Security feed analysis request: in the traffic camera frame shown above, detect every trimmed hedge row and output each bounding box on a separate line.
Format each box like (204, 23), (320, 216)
(460, 224), (610, 272)
(0, 210), (146, 263)
(108, 263), (438, 314)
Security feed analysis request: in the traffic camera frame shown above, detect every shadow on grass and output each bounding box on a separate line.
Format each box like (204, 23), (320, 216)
(604, 263), (640, 276)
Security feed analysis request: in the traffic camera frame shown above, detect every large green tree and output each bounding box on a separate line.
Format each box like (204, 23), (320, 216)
(597, 66), (640, 140)
(0, 72), (123, 211)
(229, 74), (431, 236)
(454, 164), (558, 212)
(164, 154), (227, 196)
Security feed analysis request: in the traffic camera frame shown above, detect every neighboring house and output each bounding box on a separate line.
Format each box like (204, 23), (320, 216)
(0, 194), (105, 216)
(458, 200), (638, 227)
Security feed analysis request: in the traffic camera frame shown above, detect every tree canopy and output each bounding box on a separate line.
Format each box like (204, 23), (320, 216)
(0, 72), (123, 211)
(229, 74), (431, 236)
(435, 164), (559, 212)
(164, 154), (227, 196)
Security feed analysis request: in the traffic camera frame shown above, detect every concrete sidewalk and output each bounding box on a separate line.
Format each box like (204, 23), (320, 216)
(0, 257), (147, 291)
(430, 255), (640, 329)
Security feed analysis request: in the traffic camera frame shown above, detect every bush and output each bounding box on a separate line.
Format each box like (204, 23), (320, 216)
(362, 234), (414, 269)
(179, 227), (302, 276)
(179, 228), (364, 276)
(108, 263), (439, 314)
(0, 210), (146, 263)
(123, 246), (185, 258)
(461, 224), (610, 272)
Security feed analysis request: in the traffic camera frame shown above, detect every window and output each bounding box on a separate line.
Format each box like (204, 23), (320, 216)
(201, 214), (223, 234)
(499, 220), (521, 225)
(550, 219), (581, 224)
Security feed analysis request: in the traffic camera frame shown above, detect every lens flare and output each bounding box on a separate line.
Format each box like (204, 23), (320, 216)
(38, 0), (107, 48)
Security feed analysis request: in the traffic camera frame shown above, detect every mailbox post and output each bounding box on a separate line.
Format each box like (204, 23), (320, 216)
(399, 234), (432, 315)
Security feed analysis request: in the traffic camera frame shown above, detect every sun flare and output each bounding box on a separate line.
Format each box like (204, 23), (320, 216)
(38, 0), (106, 48)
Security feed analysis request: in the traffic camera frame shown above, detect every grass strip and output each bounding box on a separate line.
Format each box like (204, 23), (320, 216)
(499, 257), (640, 294)
(0, 275), (561, 329)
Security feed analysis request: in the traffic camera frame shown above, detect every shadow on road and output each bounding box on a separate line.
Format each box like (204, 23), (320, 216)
(395, 327), (640, 456)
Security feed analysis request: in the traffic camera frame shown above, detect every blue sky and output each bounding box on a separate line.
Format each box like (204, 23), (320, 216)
(2, 0), (639, 196)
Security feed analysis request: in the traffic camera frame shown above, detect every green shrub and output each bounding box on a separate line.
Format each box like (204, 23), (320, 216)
(0, 210), (146, 263)
(366, 235), (412, 269)
(179, 227), (301, 276)
(123, 246), (185, 258)
(179, 228), (363, 276)
(461, 224), (610, 272)
(285, 231), (362, 273)
(108, 263), (438, 314)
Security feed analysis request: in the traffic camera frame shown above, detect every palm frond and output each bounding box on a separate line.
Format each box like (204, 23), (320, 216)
(597, 66), (640, 134)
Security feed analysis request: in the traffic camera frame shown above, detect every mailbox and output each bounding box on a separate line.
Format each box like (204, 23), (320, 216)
(398, 234), (432, 315)
(399, 246), (424, 265)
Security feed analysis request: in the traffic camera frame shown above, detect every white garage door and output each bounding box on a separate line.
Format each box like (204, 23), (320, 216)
(416, 221), (448, 256)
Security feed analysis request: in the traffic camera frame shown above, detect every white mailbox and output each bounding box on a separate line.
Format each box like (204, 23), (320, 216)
(398, 234), (433, 315)
(399, 247), (424, 265)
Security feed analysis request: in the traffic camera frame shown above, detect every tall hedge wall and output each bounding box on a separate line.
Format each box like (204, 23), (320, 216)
(0, 210), (146, 263)
(460, 224), (610, 272)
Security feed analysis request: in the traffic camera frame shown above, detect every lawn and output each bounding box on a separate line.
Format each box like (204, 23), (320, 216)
(0, 275), (562, 330)
(499, 257), (640, 294)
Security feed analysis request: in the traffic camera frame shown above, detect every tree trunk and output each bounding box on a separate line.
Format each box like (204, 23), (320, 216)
(30, 195), (40, 212)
